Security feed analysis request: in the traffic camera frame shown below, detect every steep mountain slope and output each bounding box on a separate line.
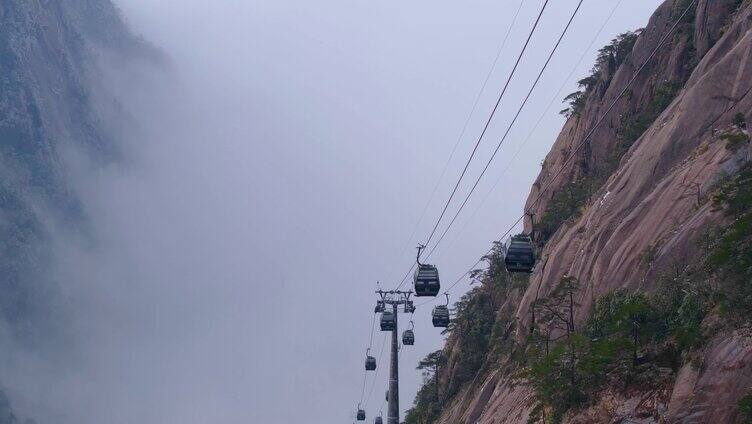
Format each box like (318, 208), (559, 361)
(407, 0), (752, 422)
(0, 1), (154, 420)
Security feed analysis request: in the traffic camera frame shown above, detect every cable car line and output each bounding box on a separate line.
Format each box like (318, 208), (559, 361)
(368, 307), (376, 348)
(394, 0), (552, 293)
(364, 333), (388, 408)
(394, 0), (554, 295)
(358, 290), (380, 407)
(417, 0), (552, 259)
(423, 0), (584, 261)
(393, 261), (417, 294)
(389, 0), (527, 281)
(354, 0), (698, 416)
(433, 0), (625, 261)
(360, 367), (368, 405)
(415, 0), (697, 308)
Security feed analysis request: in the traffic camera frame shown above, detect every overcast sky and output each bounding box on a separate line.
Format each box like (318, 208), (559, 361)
(10, 0), (665, 422)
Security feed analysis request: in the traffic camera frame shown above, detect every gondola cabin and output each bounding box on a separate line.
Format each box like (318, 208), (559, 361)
(432, 305), (450, 328)
(365, 355), (376, 371)
(402, 329), (414, 345)
(380, 310), (396, 331)
(504, 234), (535, 273)
(357, 408), (366, 420)
(375, 416), (383, 424)
(414, 264), (440, 297)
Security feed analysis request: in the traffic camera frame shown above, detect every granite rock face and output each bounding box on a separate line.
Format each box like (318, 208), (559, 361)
(433, 1), (752, 422)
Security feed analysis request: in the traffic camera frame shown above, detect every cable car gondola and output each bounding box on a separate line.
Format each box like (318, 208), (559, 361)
(432, 306), (450, 327)
(380, 310), (396, 331)
(414, 245), (440, 297)
(432, 293), (450, 328)
(504, 234), (536, 273)
(356, 405), (365, 421)
(402, 321), (415, 345)
(375, 415), (383, 424)
(365, 348), (376, 371)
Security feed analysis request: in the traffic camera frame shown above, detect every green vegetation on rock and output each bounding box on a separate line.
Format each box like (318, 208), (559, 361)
(525, 163), (752, 422)
(739, 390), (752, 423)
(405, 243), (529, 424)
(721, 113), (749, 151)
(560, 32), (640, 118)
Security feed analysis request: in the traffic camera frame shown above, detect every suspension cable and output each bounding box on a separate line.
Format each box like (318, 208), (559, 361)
(364, 333), (389, 408)
(432, 0), (626, 262)
(424, 0), (585, 260)
(358, 0), (698, 414)
(388, 0), (528, 283)
(418, 0), (698, 306)
(368, 308), (376, 348)
(395, 0), (550, 292)
(419, 0), (552, 253)
(359, 312), (378, 404)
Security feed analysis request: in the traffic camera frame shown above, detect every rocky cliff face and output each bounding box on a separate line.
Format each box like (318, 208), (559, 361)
(0, 1), (152, 420)
(412, 0), (752, 422)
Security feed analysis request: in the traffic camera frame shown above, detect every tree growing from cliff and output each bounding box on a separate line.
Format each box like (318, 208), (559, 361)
(526, 277), (588, 421)
(560, 31), (641, 117)
(417, 350), (446, 401)
(404, 351), (447, 424)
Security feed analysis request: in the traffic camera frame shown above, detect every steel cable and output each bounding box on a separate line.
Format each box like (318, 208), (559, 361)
(424, 0), (585, 261)
(417, 0), (698, 307)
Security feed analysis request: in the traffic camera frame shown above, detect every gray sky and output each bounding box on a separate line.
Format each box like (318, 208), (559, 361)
(10, 0), (664, 422)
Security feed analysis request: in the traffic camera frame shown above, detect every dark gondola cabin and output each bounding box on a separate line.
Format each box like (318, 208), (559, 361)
(375, 416), (383, 424)
(380, 310), (396, 331)
(504, 234), (535, 273)
(402, 329), (414, 345)
(365, 355), (376, 371)
(414, 264), (440, 297)
(432, 305), (450, 328)
(357, 408), (365, 420)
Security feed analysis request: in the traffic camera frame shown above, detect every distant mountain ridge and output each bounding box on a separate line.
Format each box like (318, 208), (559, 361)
(0, 1), (153, 420)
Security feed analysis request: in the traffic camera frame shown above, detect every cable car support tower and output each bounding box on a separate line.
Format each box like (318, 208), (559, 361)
(376, 289), (414, 424)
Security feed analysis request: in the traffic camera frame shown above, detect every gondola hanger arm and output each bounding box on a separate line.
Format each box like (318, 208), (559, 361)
(416, 244), (426, 266)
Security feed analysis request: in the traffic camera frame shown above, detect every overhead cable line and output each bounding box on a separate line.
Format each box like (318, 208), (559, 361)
(368, 308), (376, 348)
(424, 0), (585, 260)
(360, 367), (368, 405)
(434, 0), (625, 261)
(419, 0), (552, 252)
(388, 0), (527, 282)
(364, 333), (389, 408)
(358, 311), (378, 404)
(419, 0), (698, 305)
(395, 0), (552, 291)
